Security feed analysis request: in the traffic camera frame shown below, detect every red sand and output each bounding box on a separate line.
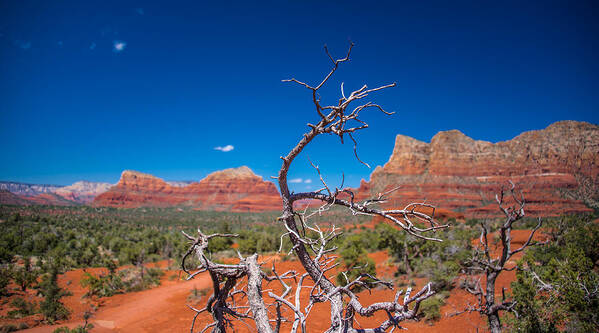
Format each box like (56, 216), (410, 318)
(15, 229), (542, 332)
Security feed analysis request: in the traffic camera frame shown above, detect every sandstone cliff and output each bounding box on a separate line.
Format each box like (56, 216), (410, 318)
(93, 167), (281, 212)
(355, 121), (598, 218)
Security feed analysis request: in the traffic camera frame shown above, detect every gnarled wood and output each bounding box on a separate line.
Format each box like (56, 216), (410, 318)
(183, 42), (443, 333)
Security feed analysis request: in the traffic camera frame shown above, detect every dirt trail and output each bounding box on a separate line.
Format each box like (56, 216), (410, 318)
(21, 273), (211, 333)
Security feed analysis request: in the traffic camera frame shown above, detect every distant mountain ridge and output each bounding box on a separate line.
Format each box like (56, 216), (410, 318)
(1, 121), (597, 217)
(93, 167), (281, 212)
(0, 180), (112, 205)
(0, 181), (64, 196)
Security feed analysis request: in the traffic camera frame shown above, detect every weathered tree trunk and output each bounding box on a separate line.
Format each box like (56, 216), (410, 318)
(485, 272), (502, 332)
(282, 216), (344, 331)
(487, 312), (502, 333)
(403, 238), (412, 275)
(246, 255), (274, 333)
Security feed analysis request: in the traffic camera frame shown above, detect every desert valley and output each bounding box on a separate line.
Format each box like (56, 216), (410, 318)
(3, 120), (597, 216)
(2, 2), (598, 332)
(1, 121), (598, 332)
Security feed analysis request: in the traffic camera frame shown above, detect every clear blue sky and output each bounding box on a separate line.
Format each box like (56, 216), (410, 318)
(1, 1), (597, 190)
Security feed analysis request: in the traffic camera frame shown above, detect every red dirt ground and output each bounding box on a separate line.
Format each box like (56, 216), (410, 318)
(14, 229), (542, 332)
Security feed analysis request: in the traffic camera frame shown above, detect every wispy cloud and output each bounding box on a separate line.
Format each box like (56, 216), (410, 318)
(15, 40), (31, 50)
(57, 41), (63, 47)
(113, 40), (126, 52)
(289, 178), (313, 184)
(89, 42), (96, 50)
(214, 145), (234, 152)
(134, 8), (145, 15)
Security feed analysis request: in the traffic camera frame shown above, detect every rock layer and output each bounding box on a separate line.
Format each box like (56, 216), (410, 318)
(355, 121), (598, 218)
(93, 166), (281, 212)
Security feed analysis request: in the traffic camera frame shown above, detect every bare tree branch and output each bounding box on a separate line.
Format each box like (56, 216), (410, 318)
(460, 184), (542, 333)
(184, 42), (442, 333)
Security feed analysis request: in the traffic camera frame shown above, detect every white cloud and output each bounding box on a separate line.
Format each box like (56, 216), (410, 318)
(214, 145), (234, 152)
(289, 178), (312, 184)
(89, 42), (96, 50)
(113, 40), (126, 52)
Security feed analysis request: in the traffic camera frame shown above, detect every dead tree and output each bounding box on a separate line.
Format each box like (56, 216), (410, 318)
(182, 42), (448, 333)
(462, 182), (542, 333)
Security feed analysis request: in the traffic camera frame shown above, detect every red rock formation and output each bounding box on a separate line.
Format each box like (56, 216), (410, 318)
(355, 121), (598, 218)
(93, 167), (281, 212)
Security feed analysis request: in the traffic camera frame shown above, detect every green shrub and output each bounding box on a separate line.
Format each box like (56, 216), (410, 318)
(81, 271), (124, 298)
(508, 215), (599, 332)
(335, 234), (377, 291)
(418, 294), (445, 323)
(52, 324), (94, 333)
(12, 257), (39, 291)
(415, 258), (459, 292)
(0, 267), (10, 296)
(37, 263), (71, 323)
(123, 266), (164, 292)
(7, 297), (37, 318)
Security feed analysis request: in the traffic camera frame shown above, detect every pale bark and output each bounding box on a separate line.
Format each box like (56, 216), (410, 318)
(182, 42), (444, 333)
(461, 182), (543, 333)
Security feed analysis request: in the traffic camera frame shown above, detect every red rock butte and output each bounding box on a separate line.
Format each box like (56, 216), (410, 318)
(92, 121), (598, 217)
(353, 120), (598, 218)
(93, 166), (281, 212)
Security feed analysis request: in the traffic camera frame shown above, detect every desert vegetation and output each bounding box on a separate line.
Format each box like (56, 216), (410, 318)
(0, 196), (597, 331)
(0, 43), (597, 333)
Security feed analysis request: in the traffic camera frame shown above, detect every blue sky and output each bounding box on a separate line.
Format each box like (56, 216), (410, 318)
(1, 1), (597, 190)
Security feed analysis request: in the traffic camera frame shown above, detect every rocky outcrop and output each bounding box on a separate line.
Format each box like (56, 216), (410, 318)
(93, 167), (281, 212)
(356, 121), (598, 218)
(54, 181), (113, 204)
